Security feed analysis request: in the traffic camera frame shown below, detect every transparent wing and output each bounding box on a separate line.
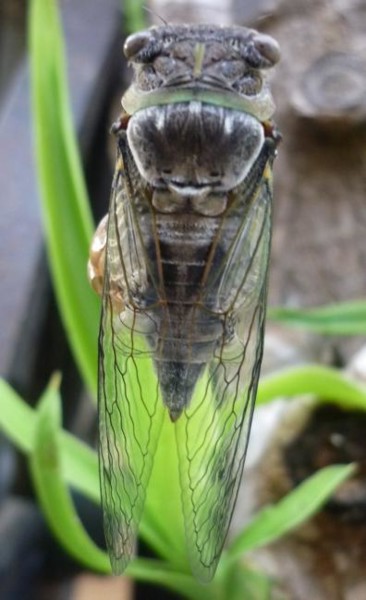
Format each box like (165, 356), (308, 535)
(175, 166), (272, 582)
(98, 145), (165, 573)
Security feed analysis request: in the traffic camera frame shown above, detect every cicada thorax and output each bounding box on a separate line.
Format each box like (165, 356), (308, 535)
(113, 100), (274, 420)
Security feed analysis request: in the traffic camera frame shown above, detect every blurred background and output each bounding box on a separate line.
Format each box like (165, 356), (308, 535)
(1, 0), (366, 598)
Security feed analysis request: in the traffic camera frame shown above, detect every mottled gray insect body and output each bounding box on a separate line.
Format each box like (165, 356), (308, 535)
(127, 102), (265, 196)
(93, 23), (280, 582)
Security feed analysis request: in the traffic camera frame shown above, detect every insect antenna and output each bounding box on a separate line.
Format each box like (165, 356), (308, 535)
(142, 6), (168, 26)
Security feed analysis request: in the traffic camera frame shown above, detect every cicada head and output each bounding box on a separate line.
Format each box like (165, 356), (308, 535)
(120, 25), (280, 198)
(122, 24), (280, 122)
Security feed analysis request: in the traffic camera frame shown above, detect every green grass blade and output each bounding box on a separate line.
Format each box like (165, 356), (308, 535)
(0, 376), (188, 566)
(123, 0), (146, 33)
(1, 376), (216, 589)
(0, 378), (36, 453)
(269, 300), (366, 335)
(29, 376), (110, 572)
(127, 558), (215, 600)
(0, 377), (99, 503)
(218, 562), (272, 600)
(257, 365), (366, 410)
(29, 0), (99, 395)
(226, 464), (356, 561)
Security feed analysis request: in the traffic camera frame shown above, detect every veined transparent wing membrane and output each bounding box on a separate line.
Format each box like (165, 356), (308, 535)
(98, 156), (166, 573)
(175, 172), (272, 581)
(94, 23), (280, 582)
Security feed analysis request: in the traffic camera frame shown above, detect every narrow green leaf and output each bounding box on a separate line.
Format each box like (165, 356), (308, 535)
(0, 377), (218, 591)
(227, 464), (356, 561)
(257, 365), (366, 410)
(269, 300), (366, 335)
(123, 0), (147, 33)
(0, 377), (186, 565)
(0, 377), (99, 504)
(233, 568), (272, 600)
(29, 0), (99, 395)
(29, 377), (110, 573)
(218, 561), (272, 600)
(127, 558), (215, 600)
(0, 378), (36, 453)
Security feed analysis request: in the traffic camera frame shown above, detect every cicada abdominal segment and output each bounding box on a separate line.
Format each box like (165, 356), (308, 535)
(89, 23), (280, 582)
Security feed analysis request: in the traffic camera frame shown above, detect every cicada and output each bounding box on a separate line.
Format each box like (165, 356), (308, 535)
(88, 24), (280, 582)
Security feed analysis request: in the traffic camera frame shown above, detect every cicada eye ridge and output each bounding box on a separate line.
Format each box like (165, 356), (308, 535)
(124, 30), (162, 62)
(250, 33), (281, 68)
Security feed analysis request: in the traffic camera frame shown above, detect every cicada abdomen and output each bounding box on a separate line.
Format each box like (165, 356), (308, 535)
(88, 24), (280, 582)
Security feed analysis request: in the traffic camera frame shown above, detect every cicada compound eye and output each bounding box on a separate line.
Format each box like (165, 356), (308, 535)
(253, 33), (281, 65)
(245, 33), (281, 69)
(124, 30), (154, 59)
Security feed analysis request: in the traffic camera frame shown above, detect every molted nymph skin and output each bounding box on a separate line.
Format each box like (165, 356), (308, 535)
(95, 23), (280, 584)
